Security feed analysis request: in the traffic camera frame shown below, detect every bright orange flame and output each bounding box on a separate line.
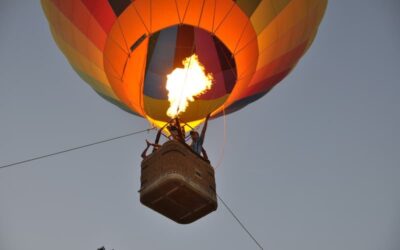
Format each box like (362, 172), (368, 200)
(166, 54), (213, 118)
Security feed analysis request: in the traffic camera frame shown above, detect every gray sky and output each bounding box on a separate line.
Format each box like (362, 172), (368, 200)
(1, 1), (399, 250)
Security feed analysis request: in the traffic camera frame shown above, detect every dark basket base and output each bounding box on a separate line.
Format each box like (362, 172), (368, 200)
(139, 140), (217, 224)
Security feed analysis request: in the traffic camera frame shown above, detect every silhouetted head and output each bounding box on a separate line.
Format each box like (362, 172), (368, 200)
(190, 130), (199, 141)
(170, 119), (177, 126)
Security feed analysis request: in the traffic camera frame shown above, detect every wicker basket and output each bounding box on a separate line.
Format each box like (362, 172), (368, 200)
(139, 140), (217, 224)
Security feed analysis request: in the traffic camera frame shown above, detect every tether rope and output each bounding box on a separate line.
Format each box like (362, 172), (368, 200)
(0, 128), (155, 170)
(218, 194), (264, 250)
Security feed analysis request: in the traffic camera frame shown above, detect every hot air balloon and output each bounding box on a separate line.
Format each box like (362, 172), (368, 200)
(42, 0), (328, 223)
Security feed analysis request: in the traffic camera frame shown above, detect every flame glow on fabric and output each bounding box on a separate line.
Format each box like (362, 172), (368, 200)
(41, 0), (328, 130)
(166, 54), (213, 119)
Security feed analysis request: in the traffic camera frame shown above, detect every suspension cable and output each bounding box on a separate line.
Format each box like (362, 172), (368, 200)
(0, 127), (156, 170)
(218, 194), (264, 250)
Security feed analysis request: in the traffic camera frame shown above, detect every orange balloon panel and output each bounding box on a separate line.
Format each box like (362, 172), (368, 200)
(42, 0), (327, 125)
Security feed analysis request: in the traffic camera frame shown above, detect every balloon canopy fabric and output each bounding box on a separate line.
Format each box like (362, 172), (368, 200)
(42, 0), (327, 127)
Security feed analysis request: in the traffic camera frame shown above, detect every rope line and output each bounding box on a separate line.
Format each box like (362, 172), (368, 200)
(0, 128), (156, 170)
(218, 194), (264, 250)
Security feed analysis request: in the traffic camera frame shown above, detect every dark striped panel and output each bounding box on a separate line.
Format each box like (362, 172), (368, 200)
(108, 0), (131, 16)
(144, 26), (178, 99)
(212, 36), (237, 93)
(146, 32), (160, 71)
(235, 0), (262, 17)
(173, 25), (195, 68)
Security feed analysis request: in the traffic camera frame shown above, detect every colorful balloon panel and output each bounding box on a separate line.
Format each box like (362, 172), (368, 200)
(42, 0), (327, 125)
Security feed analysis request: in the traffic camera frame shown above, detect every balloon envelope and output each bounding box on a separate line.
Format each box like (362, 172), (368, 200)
(42, 0), (327, 127)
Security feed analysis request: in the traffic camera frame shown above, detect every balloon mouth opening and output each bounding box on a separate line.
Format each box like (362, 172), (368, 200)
(142, 24), (237, 123)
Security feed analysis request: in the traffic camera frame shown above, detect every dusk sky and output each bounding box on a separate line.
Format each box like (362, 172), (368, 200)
(1, 1), (399, 250)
